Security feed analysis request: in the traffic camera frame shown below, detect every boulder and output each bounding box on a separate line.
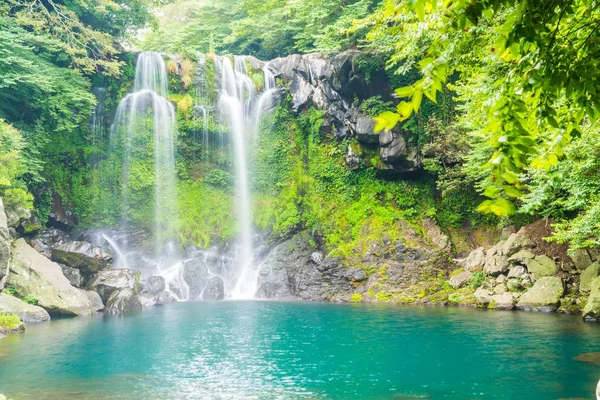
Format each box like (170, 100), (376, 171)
(583, 276), (600, 322)
(311, 252), (324, 265)
(507, 265), (527, 278)
(183, 259), (210, 300)
(571, 248), (593, 271)
(449, 271), (472, 289)
(347, 269), (368, 283)
(60, 264), (83, 288)
(526, 255), (558, 278)
(475, 288), (493, 307)
(502, 233), (535, 257)
(0, 199), (10, 291)
(517, 276), (564, 312)
(52, 241), (113, 276)
(483, 245), (509, 276)
(104, 288), (142, 315)
(506, 278), (522, 292)
(87, 269), (140, 303)
(138, 293), (157, 308)
(463, 247), (486, 272)
(355, 117), (379, 144)
(508, 250), (535, 265)
(29, 228), (69, 258)
(144, 275), (166, 295)
(156, 291), (178, 305)
(8, 239), (92, 316)
(0, 293), (50, 323)
(83, 290), (104, 312)
(581, 262), (600, 295)
(202, 276), (225, 301)
(491, 293), (515, 310)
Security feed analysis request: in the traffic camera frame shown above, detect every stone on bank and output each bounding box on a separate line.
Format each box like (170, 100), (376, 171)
(7, 239), (93, 316)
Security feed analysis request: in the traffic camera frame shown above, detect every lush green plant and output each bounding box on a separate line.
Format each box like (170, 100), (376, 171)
(0, 313), (22, 330)
(24, 295), (39, 306)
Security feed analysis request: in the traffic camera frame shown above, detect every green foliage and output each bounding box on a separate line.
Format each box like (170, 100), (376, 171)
(4, 286), (17, 297)
(144, 0), (384, 59)
(0, 314), (23, 330)
(468, 271), (487, 289)
(24, 295), (39, 306)
(350, 293), (363, 302)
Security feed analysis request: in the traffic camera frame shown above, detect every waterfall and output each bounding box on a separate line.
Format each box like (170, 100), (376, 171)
(216, 56), (257, 299)
(90, 87), (106, 168)
(253, 64), (277, 137)
(110, 51), (178, 263)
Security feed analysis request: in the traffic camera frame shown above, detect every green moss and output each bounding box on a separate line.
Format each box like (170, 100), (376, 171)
(375, 291), (393, 302)
(134, 273), (141, 294)
(24, 295), (39, 306)
(350, 293), (363, 303)
(0, 314), (24, 330)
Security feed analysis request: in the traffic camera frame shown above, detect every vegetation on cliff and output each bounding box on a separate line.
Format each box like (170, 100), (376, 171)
(1, 0), (600, 263)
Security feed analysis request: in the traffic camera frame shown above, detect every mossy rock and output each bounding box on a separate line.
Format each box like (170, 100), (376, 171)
(0, 313), (25, 337)
(580, 262), (600, 295)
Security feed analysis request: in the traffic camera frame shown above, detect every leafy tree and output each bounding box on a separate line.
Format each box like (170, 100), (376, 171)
(364, 0), (600, 216)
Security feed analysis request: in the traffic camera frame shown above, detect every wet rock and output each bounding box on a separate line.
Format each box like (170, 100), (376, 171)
(8, 239), (92, 316)
(52, 241), (113, 276)
(517, 276), (564, 312)
(60, 264), (83, 288)
(30, 228), (69, 258)
(571, 248), (593, 271)
(573, 352), (600, 365)
(345, 144), (361, 169)
(87, 269), (140, 303)
(491, 292), (515, 310)
(104, 289), (142, 315)
(0, 293), (50, 323)
(463, 247), (486, 272)
(483, 245), (509, 276)
(138, 293), (157, 308)
(83, 290), (104, 312)
(475, 288), (493, 307)
(156, 291), (178, 305)
(581, 262), (600, 294)
(449, 271), (472, 289)
(144, 276), (166, 295)
(183, 259), (210, 300)
(502, 233), (535, 257)
(202, 277), (225, 301)
(0, 199), (9, 291)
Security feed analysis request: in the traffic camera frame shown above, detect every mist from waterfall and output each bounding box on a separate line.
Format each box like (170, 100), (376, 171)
(109, 52), (179, 290)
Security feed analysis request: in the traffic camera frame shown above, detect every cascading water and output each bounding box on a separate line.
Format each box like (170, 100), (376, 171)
(217, 56), (257, 299)
(102, 52), (278, 301)
(109, 52), (182, 297)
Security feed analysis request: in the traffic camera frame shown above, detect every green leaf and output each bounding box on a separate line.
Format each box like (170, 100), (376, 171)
(394, 86), (415, 98)
(412, 90), (423, 112)
(483, 185), (500, 199)
(396, 101), (413, 121)
(374, 111), (401, 132)
(503, 185), (523, 198)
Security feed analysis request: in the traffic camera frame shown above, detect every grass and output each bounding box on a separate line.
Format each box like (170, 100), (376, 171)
(0, 313), (24, 331)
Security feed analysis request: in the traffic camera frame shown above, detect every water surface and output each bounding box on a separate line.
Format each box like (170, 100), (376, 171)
(0, 301), (599, 399)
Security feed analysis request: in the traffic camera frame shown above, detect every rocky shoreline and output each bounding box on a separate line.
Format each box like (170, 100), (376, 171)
(2, 191), (600, 342)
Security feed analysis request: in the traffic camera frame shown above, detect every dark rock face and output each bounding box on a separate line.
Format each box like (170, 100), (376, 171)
(144, 276), (166, 295)
(104, 288), (142, 315)
(30, 228), (69, 258)
(0, 199), (10, 291)
(52, 241), (113, 276)
(48, 191), (77, 231)
(202, 277), (225, 301)
(269, 51), (420, 172)
(87, 269), (140, 303)
(60, 264), (83, 288)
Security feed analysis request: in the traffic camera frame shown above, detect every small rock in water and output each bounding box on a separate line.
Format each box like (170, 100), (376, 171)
(105, 289), (142, 315)
(202, 277), (225, 301)
(573, 352), (600, 365)
(155, 291), (178, 305)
